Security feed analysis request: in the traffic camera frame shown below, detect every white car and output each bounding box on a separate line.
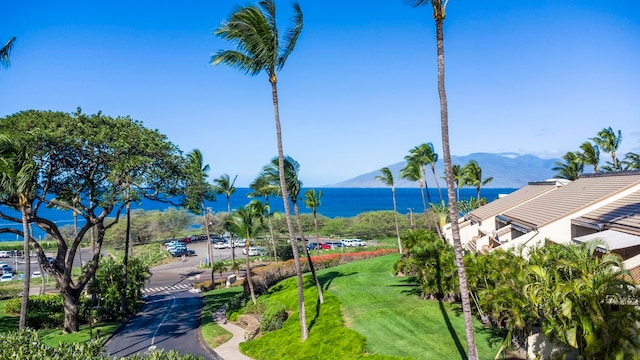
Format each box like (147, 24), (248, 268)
(242, 247), (264, 256)
(213, 241), (230, 249)
(0, 273), (13, 282)
(31, 271), (42, 278)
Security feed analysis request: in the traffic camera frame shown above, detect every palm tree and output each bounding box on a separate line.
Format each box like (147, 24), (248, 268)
(249, 175), (279, 262)
(408, 1), (479, 358)
(262, 156), (324, 304)
(185, 149), (216, 283)
(1, 37), (16, 69)
(451, 163), (463, 201)
(303, 188), (323, 254)
(0, 136), (37, 330)
(622, 152), (640, 170)
(213, 173), (237, 263)
(375, 167), (402, 253)
(212, 0), (306, 339)
(552, 151), (584, 180)
(227, 204), (260, 304)
(213, 174), (237, 214)
(400, 161), (429, 223)
(405, 144), (433, 203)
(425, 142), (443, 202)
(591, 127), (622, 171)
(579, 141), (600, 173)
(462, 160), (493, 200)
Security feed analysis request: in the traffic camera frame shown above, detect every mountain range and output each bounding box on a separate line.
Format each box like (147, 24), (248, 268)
(326, 152), (560, 188)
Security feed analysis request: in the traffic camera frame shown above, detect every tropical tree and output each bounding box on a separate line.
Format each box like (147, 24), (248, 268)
(525, 241), (640, 359)
(261, 156), (324, 304)
(303, 188), (323, 253)
(408, 1), (479, 357)
(579, 141), (600, 173)
(0, 135), (36, 330)
(211, 0), (307, 339)
(591, 127), (622, 171)
(462, 160), (493, 201)
(552, 151), (584, 180)
(375, 167), (402, 253)
(227, 203), (261, 304)
(400, 161), (429, 222)
(214, 173), (237, 263)
(405, 144), (434, 203)
(0, 109), (186, 333)
(1, 37), (16, 69)
(451, 163), (463, 201)
(184, 149), (216, 283)
(249, 175), (279, 261)
(622, 152), (640, 170)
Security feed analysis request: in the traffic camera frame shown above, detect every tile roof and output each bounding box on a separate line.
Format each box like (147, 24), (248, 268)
(572, 189), (640, 235)
(465, 181), (559, 222)
(501, 171), (640, 229)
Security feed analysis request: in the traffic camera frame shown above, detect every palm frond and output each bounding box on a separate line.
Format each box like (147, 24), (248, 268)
(277, 2), (303, 71)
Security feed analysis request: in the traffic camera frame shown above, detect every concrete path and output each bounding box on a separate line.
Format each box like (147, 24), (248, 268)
(212, 305), (254, 360)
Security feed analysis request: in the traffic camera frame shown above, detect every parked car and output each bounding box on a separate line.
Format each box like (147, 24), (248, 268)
(213, 241), (230, 249)
(242, 247), (265, 256)
(0, 274), (13, 282)
(325, 241), (343, 249)
(166, 243), (186, 252)
(307, 242), (330, 251)
(340, 239), (356, 247)
(31, 271), (42, 278)
(171, 248), (195, 257)
(164, 240), (185, 247)
(351, 239), (367, 247)
(167, 245), (187, 254)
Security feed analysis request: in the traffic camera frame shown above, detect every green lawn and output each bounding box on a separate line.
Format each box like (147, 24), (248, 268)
(323, 254), (503, 360)
(200, 287), (242, 348)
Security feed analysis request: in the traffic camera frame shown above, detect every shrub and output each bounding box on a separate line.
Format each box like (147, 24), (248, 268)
(0, 287), (21, 300)
(259, 301), (287, 333)
(4, 294), (82, 329)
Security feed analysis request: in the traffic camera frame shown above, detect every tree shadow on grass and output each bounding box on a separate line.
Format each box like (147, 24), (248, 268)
(439, 299), (468, 360)
(0, 315), (18, 333)
(317, 271), (357, 291)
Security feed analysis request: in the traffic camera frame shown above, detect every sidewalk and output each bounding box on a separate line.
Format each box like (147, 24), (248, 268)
(212, 305), (254, 360)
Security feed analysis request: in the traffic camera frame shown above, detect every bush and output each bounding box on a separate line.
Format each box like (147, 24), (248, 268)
(4, 294), (82, 329)
(0, 287), (21, 300)
(259, 301), (287, 333)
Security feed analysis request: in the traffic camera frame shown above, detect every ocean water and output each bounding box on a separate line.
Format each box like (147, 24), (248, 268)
(0, 187), (516, 241)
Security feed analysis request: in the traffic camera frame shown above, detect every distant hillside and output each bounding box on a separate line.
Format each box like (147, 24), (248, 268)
(326, 152), (560, 188)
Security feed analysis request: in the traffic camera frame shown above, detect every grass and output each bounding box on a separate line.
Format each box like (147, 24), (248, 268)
(0, 299), (18, 332)
(200, 287), (243, 348)
(38, 322), (121, 346)
(232, 254), (502, 360)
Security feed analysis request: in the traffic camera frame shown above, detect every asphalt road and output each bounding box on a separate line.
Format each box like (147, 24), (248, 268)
(105, 241), (237, 359)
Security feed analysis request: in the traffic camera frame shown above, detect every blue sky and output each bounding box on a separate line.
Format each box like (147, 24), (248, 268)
(2, 1), (639, 187)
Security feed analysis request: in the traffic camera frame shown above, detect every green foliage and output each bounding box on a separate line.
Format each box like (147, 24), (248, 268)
(87, 256), (150, 319)
(5, 294), (90, 329)
(258, 301), (287, 333)
(0, 329), (202, 359)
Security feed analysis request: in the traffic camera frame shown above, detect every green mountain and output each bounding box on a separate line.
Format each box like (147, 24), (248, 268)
(326, 152), (560, 188)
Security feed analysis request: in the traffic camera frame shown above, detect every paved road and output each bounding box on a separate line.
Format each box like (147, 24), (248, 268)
(105, 241), (233, 359)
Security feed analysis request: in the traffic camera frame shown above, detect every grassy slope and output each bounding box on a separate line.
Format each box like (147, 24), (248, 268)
(325, 254), (501, 360)
(239, 254), (501, 360)
(200, 287), (242, 348)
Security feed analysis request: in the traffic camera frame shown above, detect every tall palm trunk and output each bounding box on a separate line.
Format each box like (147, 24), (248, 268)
(203, 203), (214, 284)
(265, 195), (278, 262)
(271, 77), (308, 340)
(293, 201), (323, 304)
(431, 165), (443, 202)
(19, 206), (30, 329)
(228, 202), (235, 265)
(421, 166), (432, 203)
(391, 187), (402, 253)
(435, 15), (478, 360)
(418, 180), (429, 224)
(244, 240), (257, 304)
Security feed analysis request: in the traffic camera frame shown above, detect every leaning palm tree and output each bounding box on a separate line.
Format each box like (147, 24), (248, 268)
(405, 144), (433, 203)
(227, 204), (260, 304)
(213, 173), (237, 263)
(579, 141), (600, 173)
(249, 175), (279, 262)
(185, 149), (216, 283)
(375, 167), (402, 253)
(552, 151), (584, 181)
(303, 188), (323, 253)
(424, 142), (443, 202)
(622, 152), (640, 170)
(0, 136), (37, 330)
(400, 161), (428, 222)
(1, 37), (16, 69)
(407, 1), (479, 358)
(591, 127), (622, 171)
(462, 160), (493, 201)
(212, 0), (307, 338)
(451, 163), (463, 201)
(262, 156), (324, 304)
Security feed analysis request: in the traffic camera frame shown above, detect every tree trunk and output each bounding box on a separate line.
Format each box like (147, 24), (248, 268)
(432, 166), (444, 202)
(293, 202), (323, 304)
(391, 187), (402, 253)
(121, 202), (131, 313)
(271, 76), (308, 341)
(245, 241), (257, 304)
(422, 166), (432, 204)
(266, 195), (278, 262)
(61, 286), (80, 333)
(203, 203), (214, 284)
(435, 16), (478, 360)
(19, 206), (30, 330)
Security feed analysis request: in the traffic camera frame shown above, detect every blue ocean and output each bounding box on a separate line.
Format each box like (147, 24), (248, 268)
(0, 187), (516, 241)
